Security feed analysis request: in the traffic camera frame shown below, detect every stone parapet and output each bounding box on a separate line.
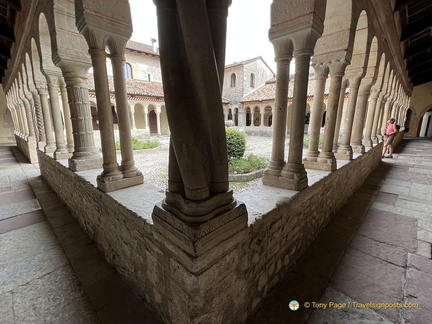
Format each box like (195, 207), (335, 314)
(37, 142), (384, 323)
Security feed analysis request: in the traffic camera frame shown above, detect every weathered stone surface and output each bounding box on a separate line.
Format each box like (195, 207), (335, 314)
(0, 209), (46, 234)
(330, 248), (405, 322)
(356, 208), (417, 252)
(403, 268), (432, 324)
(12, 266), (98, 324)
(308, 286), (393, 324)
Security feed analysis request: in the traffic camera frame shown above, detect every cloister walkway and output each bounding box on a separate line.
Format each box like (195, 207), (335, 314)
(1, 137), (432, 323)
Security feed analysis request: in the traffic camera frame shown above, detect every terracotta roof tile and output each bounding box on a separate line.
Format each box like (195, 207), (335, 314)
(126, 40), (159, 56)
(87, 74), (164, 98)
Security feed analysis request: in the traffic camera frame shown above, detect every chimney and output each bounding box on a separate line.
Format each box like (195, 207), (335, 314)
(151, 38), (157, 52)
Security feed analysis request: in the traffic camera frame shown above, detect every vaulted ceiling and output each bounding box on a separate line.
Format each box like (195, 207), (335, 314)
(0, 0), (20, 80)
(395, 0), (432, 87)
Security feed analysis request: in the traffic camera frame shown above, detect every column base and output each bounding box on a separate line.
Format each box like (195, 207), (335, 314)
(54, 151), (73, 160)
(362, 138), (373, 147)
(163, 190), (236, 223)
(44, 143), (56, 153)
(151, 201), (248, 322)
(303, 152), (319, 169)
(263, 160), (285, 177)
(371, 136), (378, 144)
(263, 163), (308, 191)
(97, 173), (143, 192)
(351, 144), (365, 154)
(334, 145), (353, 160)
(152, 200), (247, 264)
(304, 152), (336, 171)
(69, 156), (103, 171)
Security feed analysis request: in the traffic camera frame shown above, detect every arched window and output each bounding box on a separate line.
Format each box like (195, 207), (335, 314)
(124, 63), (133, 79)
(250, 73), (255, 88)
(148, 73), (151, 81)
(230, 73), (236, 87)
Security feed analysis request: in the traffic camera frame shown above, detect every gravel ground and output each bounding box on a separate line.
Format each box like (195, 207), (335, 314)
(94, 131), (273, 193)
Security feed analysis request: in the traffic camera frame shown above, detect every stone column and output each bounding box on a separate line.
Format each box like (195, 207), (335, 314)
(260, 106), (265, 126)
(304, 64), (328, 168)
(238, 105), (245, 127)
(263, 55), (291, 181)
(371, 93), (384, 144)
(29, 90), (46, 143)
(362, 89), (379, 147)
(144, 107), (150, 132)
(350, 86), (371, 153)
(36, 84), (56, 153)
(59, 81), (75, 152)
(59, 66), (102, 171)
(335, 77), (362, 160)
(130, 106), (136, 130)
(419, 113), (430, 137)
(46, 75), (70, 159)
(317, 61), (348, 171)
(88, 48), (124, 190)
(380, 96), (393, 137)
(332, 78), (348, 152)
(110, 53), (143, 181)
(18, 102), (29, 137)
(280, 49), (313, 190)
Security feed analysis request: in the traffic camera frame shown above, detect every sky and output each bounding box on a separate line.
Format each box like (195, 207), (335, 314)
(129, 0), (276, 72)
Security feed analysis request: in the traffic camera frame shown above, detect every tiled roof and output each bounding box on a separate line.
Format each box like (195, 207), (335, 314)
(225, 57), (263, 69)
(87, 74), (164, 98)
(241, 76), (338, 103)
(126, 40), (159, 56)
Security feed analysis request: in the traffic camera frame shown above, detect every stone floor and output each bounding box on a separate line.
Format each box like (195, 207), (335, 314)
(0, 145), (161, 324)
(1, 137), (432, 323)
(249, 137), (432, 323)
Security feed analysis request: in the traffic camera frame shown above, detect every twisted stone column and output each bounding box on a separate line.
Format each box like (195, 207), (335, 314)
(30, 90), (46, 143)
(46, 75), (70, 159)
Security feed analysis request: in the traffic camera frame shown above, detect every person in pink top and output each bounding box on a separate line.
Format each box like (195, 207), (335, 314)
(382, 118), (397, 158)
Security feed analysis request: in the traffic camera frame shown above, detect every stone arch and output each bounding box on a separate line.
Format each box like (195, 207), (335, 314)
(228, 109), (233, 120)
(148, 108), (157, 134)
(134, 103), (146, 130)
(345, 10), (370, 78)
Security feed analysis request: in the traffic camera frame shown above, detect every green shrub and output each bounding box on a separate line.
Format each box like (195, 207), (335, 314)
(115, 137), (160, 150)
(303, 136), (324, 148)
(226, 128), (246, 159)
(228, 154), (268, 174)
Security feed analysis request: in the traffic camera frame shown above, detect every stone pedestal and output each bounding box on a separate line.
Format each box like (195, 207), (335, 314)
(152, 201), (248, 323)
(96, 174), (144, 193)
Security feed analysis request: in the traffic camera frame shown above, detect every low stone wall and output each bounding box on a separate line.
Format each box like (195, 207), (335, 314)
(38, 142), (383, 323)
(15, 135), (38, 163)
